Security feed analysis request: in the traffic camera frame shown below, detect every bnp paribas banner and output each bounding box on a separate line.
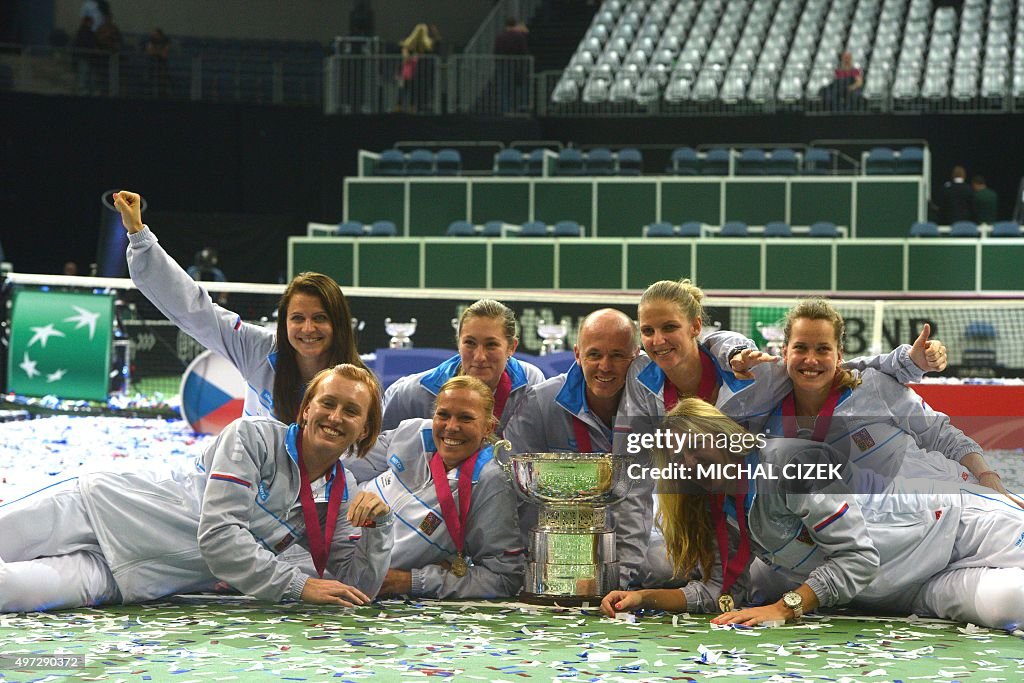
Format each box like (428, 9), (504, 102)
(7, 289), (114, 401)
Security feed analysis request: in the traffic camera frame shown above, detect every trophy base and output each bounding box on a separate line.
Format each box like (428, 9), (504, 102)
(519, 592), (600, 607)
(521, 560), (619, 604)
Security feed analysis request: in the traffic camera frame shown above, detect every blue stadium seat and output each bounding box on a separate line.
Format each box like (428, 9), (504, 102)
(482, 221), (504, 237)
(335, 221), (365, 237)
(376, 149), (405, 176)
(617, 147), (643, 175)
(992, 221), (1022, 237)
(446, 220), (475, 237)
(495, 149), (526, 175)
(527, 149), (547, 176)
(702, 148), (731, 175)
(406, 149), (435, 176)
(668, 147), (699, 175)
(950, 220), (980, 237)
(678, 221), (703, 237)
(802, 148), (831, 174)
(556, 148), (585, 175)
(736, 149), (767, 175)
(767, 148), (798, 175)
(645, 222), (676, 237)
(586, 148), (615, 175)
(809, 221), (840, 238)
(865, 147), (896, 175)
(909, 221), (939, 237)
(719, 221), (748, 237)
(519, 221), (548, 237)
(764, 221), (792, 237)
(896, 147), (924, 174)
(435, 149), (462, 176)
(554, 220), (583, 237)
(369, 220), (398, 236)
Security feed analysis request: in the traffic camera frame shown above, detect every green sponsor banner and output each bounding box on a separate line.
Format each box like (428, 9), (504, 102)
(7, 289), (114, 401)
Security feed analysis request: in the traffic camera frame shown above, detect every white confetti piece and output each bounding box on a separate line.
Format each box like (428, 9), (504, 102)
(614, 612), (636, 624)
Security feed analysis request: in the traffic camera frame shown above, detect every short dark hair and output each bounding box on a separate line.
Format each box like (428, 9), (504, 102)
(972, 174), (986, 185)
(505, 17), (518, 27)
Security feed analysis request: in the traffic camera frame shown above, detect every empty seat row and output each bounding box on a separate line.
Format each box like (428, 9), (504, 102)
(445, 220), (585, 237)
(645, 221), (842, 238)
(376, 149), (462, 176)
(910, 221), (1021, 237)
(864, 146), (925, 175)
(554, 147), (644, 175)
(334, 220), (398, 237)
(668, 147), (833, 175)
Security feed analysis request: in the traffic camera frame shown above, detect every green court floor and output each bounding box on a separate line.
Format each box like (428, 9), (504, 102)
(1, 598), (1021, 682)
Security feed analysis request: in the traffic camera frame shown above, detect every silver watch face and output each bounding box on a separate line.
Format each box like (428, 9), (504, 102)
(783, 592), (802, 608)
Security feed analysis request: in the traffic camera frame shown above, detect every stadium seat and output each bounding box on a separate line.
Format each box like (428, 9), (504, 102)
(644, 222), (676, 237)
(435, 149), (462, 176)
(763, 221), (792, 237)
(446, 220), (475, 237)
(736, 149), (767, 175)
(406, 149), (435, 176)
(950, 220), (980, 238)
(335, 221), (365, 237)
(678, 221), (703, 237)
(962, 321), (998, 368)
(376, 149), (405, 176)
(803, 148), (831, 174)
(519, 221), (548, 237)
(553, 220), (583, 237)
(617, 147), (643, 175)
(369, 220), (398, 237)
(527, 149), (546, 176)
(702, 148), (731, 175)
(767, 148), (798, 175)
(719, 221), (748, 237)
(586, 148), (615, 175)
(909, 221), (939, 237)
(809, 221), (840, 238)
(556, 148), (585, 176)
(896, 147), (924, 174)
(865, 147), (896, 175)
(481, 221), (504, 237)
(495, 149), (525, 175)
(991, 221), (1022, 237)
(668, 147), (699, 175)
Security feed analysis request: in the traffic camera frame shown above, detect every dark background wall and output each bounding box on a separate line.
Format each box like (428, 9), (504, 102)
(1, 90), (1020, 280)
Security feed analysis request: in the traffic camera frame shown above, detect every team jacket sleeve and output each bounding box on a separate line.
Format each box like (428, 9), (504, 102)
(345, 428), (395, 483)
(874, 372), (981, 462)
(324, 467), (395, 597)
(381, 377), (429, 430)
(409, 470), (526, 599)
(703, 330), (757, 369)
(503, 386), (548, 455)
(126, 227), (272, 380)
(197, 422), (309, 602)
(844, 344), (926, 384)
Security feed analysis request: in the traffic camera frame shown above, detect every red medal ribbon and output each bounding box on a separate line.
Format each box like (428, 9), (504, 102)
(710, 490), (751, 601)
(571, 415), (595, 453)
(782, 382), (843, 442)
(296, 433), (347, 579)
(663, 347), (718, 411)
(429, 449), (481, 557)
(493, 370), (513, 421)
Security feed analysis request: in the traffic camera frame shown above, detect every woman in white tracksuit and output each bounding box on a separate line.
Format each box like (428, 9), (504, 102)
(352, 375), (526, 599)
(114, 190), (366, 423)
(603, 399), (1024, 631)
(0, 365), (393, 612)
(381, 298), (544, 435)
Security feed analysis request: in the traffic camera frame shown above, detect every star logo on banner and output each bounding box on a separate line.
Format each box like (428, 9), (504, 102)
(27, 323), (66, 348)
(46, 368), (68, 383)
(20, 352), (40, 378)
(64, 306), (102, 340)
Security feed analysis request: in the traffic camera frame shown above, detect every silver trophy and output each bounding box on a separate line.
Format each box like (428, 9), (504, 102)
(537, 319), (569, 356)
(495, 441), (634, 605)
(756, 320), (786, 356)
(384, 318), (417, 348)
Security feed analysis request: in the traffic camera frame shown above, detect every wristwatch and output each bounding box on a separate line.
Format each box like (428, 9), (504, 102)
(782, 591), (804, 623)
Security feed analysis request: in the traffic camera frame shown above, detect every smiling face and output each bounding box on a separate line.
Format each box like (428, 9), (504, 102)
(638, 299), (702, 373)
(458, 315), (516, 390)
(783, 317), (843, 395)
(300, 373), (372, 459)
(286, 292), (335, 366)
(432, 387), (494, 469)
(575, 312), (636, 404)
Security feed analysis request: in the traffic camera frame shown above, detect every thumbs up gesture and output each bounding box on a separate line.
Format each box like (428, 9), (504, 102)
(909, 323), (947, 373)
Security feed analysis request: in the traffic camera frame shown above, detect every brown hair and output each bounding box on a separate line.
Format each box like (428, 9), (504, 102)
(274, 272), (366, 422)
(435, 375), (498, 442)
(455, 298), (519, 345)
(639, 278), (707, 325)
(783, 298), (861, 391)
(298, 364), (382, 459)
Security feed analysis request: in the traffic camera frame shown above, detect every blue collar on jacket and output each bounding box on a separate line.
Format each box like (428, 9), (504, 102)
(285, 423), (348, 501)
(554, 362), (589, 416)
(419, 353), (531, 396)
(723, 450), (759, 521)
(636, 344), (753, 396)
(418, 427), (493, 483)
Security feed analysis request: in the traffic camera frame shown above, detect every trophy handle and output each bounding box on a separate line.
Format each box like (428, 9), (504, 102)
(491, 438), (513, 477)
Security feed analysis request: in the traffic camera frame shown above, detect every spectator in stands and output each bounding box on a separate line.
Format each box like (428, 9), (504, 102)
(72, 15), (97, 94)
(145, 28), (171, 98)
(972, 175), (999, 224)
(494, 18), (529, 114)
(940, 165), (974, 224)
(186, 247), (225, 283)
(63, 261), (79, 276)
(349, 0), (375, 37)
(397, 23), (436, 113)
(79, 0), (106, 32)
(822, 52), (863, 110)
(92, 4), (121, 91)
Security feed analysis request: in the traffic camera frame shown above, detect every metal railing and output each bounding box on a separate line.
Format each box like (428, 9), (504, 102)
(463, 0), (543, 56)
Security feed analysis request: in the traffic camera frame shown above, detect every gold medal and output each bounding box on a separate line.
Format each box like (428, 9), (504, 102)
(451, 554), (468, 577)
(718, 593), (735, 613)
